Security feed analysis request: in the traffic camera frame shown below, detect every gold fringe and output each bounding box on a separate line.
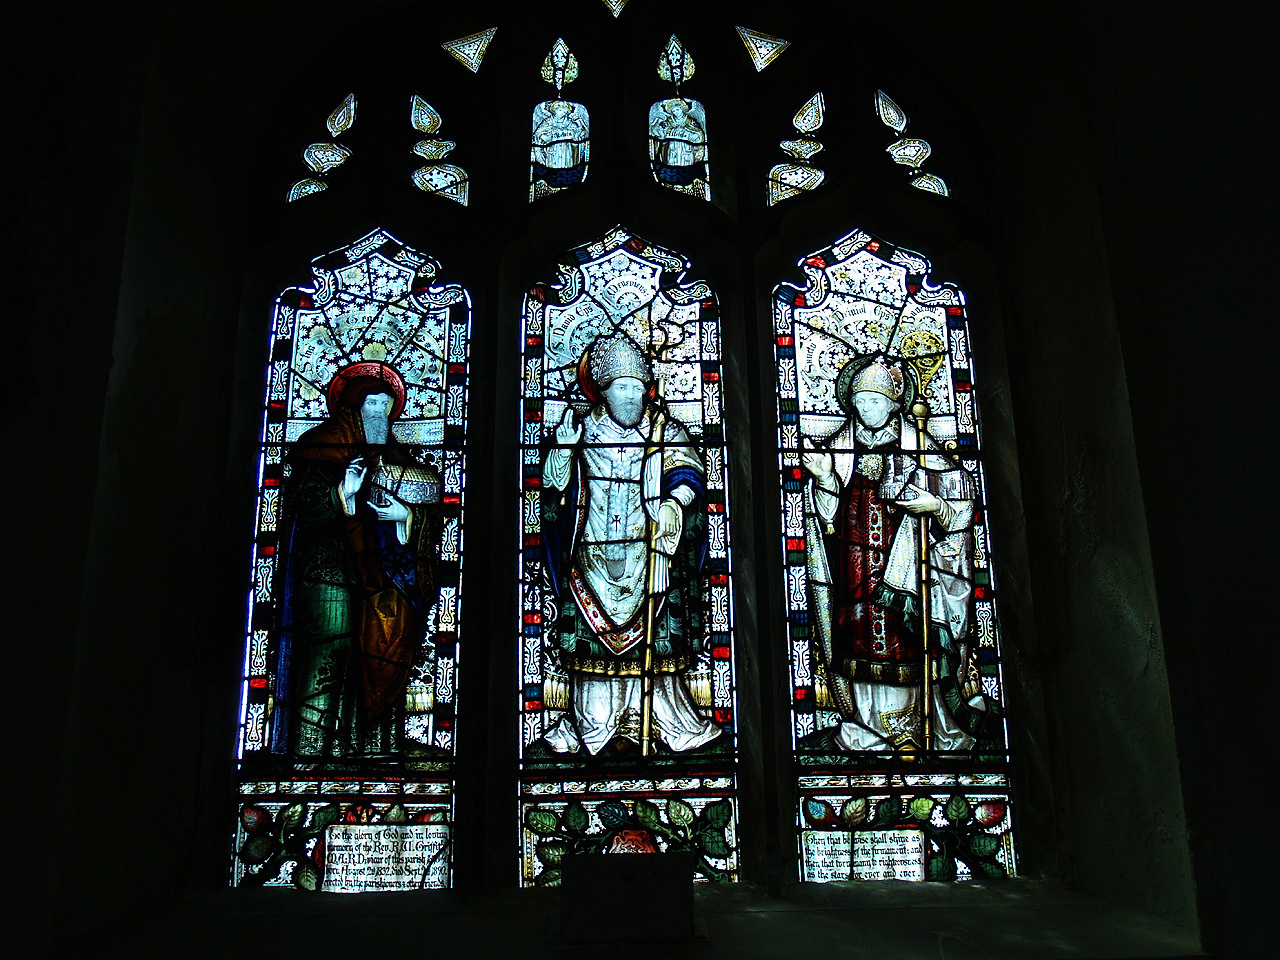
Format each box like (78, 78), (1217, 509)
(686, 666), (713, 708)
(559, 654), (692, 677)
(813, 662), (836, 710)
(543, 670), (570, 711)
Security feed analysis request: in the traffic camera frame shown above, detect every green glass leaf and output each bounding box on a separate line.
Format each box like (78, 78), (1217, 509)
(944, 795), (971, 823)
(294, 861), (319, 891)
(526, 807), (560, 836)
(563, 800), (588, 832)
(909, 796), (936, 821)
(667, 799), (695, 827)
(874, 797), (902, 825)
(697, 828), (731, 858)
(238, 835), (278, 866)
(634, 799), (663, 829)
(701, 799), (732, 829)
(970, 833), (1000, 857)
(383, 803), (409, 824)
(536, 839), (568, 866)
(978, 859), (1007, 878)
(312, 804), (341, 831)
(597, 801), (631, 829)
(279, 802), (307, 835)
(537, 867), (563, 887)
(927, 855), (955, 881)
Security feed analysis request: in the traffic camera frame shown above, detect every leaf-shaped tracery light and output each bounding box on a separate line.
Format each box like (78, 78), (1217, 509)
(657, 34), (695, 88)
(409, 97), (468, 205)
(541, 37), (579, 93)
(288, 94), (356, 201)
(769, 93), (826, 206)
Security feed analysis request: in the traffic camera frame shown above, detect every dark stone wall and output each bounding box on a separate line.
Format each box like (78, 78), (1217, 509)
(10, 1), (1266, 956)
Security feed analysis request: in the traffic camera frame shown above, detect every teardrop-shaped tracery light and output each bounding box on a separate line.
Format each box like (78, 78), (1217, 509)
(911, 172), (949, 196)
(886, 138), (931, 169)
(411, 96), (443, 134)
(657, 35), (694, 86)
(792, 92), (825, 134)
(302, 143), (352, 174)
(287, 178), (327, 202)
(875, 90), (908, 134)
(541, 38), (579, 92)
(326, 93), (356, 137)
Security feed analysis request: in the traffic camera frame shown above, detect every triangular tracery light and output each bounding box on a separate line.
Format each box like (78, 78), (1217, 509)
(600, 0), (630, 17)
(735, 26), (790, 72)
(442, 28), (497, 73)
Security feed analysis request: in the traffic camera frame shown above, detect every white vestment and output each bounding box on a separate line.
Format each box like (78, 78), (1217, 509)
(543, 405), (719, 754)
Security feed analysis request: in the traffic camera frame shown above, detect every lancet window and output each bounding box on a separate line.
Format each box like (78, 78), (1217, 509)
(233, 230), (472, 891)
(774, 229), (1014, 881)
(518, 227), (739, 885)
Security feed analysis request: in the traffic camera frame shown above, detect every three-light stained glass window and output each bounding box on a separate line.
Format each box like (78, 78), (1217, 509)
(233, 230), (471, 891)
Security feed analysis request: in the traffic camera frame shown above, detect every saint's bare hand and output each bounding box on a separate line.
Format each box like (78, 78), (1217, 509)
(657, 499), (682, 540)
(373, 495), (410, 523)
(897, 482), (943, 516)
(342, 458), (368, 498)
(800, 438), (833, 480)
(556, 408), (583, 445)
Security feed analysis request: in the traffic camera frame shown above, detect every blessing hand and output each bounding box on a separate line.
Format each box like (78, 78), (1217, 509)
(341, 458), (367, 502)
(800, 438), (833, 481)
(556, 408), (583, 445)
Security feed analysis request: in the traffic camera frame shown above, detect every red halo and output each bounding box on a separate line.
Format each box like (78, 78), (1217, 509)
(576, 349), (602, 405)
(327, 362), (407, 422)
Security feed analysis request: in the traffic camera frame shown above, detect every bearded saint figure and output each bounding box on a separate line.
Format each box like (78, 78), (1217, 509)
(275, 362), (441, 760)
(540, 334), (721, 755)
(801, 356), (977, 753)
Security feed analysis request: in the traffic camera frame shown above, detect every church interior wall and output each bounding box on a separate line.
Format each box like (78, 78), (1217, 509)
(10, 1), (1267, 956)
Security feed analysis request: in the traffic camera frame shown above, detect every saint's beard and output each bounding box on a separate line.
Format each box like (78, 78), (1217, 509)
(606, 395), (644, 429)
(362, 410), (390, 445)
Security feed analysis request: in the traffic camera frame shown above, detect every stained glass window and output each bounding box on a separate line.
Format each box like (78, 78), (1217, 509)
(875, 90), (949, 197)
(234, 229), (471, 891)
(518, 227), (739, 885)
(288, 93), (355, 202)
(441, 27), (497, 73)
(410, 96), (469, 205)
(530, 39), (590, 202)
(774, 229), (1015, 882)
(649, 36), (710, 201)
(768, 92), (826, 206)
(735, 26), (790, 73)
